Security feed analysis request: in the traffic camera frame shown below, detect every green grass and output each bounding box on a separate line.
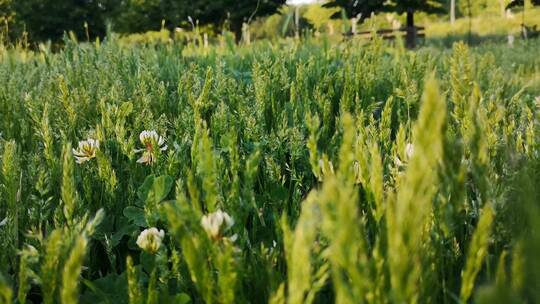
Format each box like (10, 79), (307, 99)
(0, 36), (540, 303)
(346, 7), (540, 47)
(422, 7), (540, 47)
(426, 7), (540, 37)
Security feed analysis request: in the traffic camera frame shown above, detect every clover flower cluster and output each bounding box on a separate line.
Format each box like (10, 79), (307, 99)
(201, 210), (237, 242)
(73, 130), (167, 165)
(136, 227), (165, 254)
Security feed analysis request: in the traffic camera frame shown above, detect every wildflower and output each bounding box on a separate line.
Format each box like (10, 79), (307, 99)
(201, 210), (235, 241)
(394, 143), (415, 168)
(317, 157), (334, 181)
(135, 130), (167, 165)
(136, 227), (165, 254)
(354, 160), (362, 184)
(394, 156), (404, 167)
(405, 143), (415, 159)
(320, 159), (334, 176)
(72, 139), (99, 164)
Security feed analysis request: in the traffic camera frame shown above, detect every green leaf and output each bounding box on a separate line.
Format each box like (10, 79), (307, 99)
(123, 206), (147, 227)
(157, 292), (192, 303)
(174, 293), (191, 304)
(137, 175), (174, 205)
(80, 273), (128, 304)
(137, 175), (156, 205)
(140, 251), (156, 274)
(111, 220), (138, 246)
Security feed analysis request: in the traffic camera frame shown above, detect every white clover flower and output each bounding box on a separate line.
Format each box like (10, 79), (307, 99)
(318, 157), (334, 181)
(353, 160), (362, 185)
(394, 143), (415, 168)
(394, 156), (404, 168)
(72, 138), (99, 164)
(136, 227), (165, 254)
(405, 143), (415, 159)
(135, 130), (167, 165)
(201, 210), (235, 241)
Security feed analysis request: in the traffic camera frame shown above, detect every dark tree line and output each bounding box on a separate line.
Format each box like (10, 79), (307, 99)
(9, 0), (533, 43)
(11, 0), (117, 42)
(323, 0), (446, 47)
(324, 0), (446, 28)
(1, 0), (286, 42)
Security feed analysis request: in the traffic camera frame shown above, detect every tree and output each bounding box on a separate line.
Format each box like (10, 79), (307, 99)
(326, 0), (446, 47)
(384, 1), (446, 28)
(385, 1), (446, 47)
(190, 0), (286, 41)
(113, 0), (286, 41)
(323, 0), (386, 22)
(457, 0), (510, 17)
(506, 0), (540, 9)
(506, 0), (540, 38)
(8, 0), (286, 43)
(13, 0), (117, 42)
(303, 3), (340, 32)
(323, 0), (386, 35)
(0, 0), (19, 40)
(325, 0), (446, 26)
(450, 0), (456, 23)
(0, 0), (14, 25)
(113, 0), (188, 34)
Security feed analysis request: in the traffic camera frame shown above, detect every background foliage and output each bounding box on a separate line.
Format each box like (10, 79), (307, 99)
(2, 0), (540, 44)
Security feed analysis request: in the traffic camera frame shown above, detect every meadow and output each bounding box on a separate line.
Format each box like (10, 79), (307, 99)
(0, 35), (540, 303)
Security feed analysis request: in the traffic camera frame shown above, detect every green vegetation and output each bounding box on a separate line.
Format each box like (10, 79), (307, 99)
(425, 4), (540, 46)
(2, 0), (540, 48)
(0, 0), (286, 42)
(1, 35), (540, 303)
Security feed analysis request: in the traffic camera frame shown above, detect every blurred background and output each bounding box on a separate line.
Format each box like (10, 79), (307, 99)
(1, 0), (539, 47)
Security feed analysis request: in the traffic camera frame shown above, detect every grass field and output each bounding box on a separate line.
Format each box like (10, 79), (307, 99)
(1, 36), (540, 303)
(425, 7), (540, 46)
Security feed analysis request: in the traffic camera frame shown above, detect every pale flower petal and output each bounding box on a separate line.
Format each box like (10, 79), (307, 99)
(72, 138), (99, 164)
(136, 227), (165, 254)
(405, 143), (415, 159)
(135, 130), (166, 165)
(201, 210), (235, 241)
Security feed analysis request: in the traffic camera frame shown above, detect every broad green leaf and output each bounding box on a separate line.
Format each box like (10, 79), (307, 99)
(137, 175), (174, 205)
(123, 206), (147, 227)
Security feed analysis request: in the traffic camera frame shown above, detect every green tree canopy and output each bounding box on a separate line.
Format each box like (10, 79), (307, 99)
(114, 0), (286, 39)
(323, 0), (386, 21)
(5, 0), (286, 42)
(384, 0), (446, 26)
(0, 0), (14, 24)
(189, 0), (286, 39)
(13, 0), (116, 42)
(506, 0), (540, 7)
(384, 0), (446, 15)
(325, 0), (446, 25)
(113, 0), (188, 34)
(325, 0), (446, 47)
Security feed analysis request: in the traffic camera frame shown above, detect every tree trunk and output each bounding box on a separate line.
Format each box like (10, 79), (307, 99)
(231, 21), (243, 43)
(467, 0), (472, 44)
(450, 0), (456, 24)
(406, 9), (416, 49)
(295, 6), (300, 39)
